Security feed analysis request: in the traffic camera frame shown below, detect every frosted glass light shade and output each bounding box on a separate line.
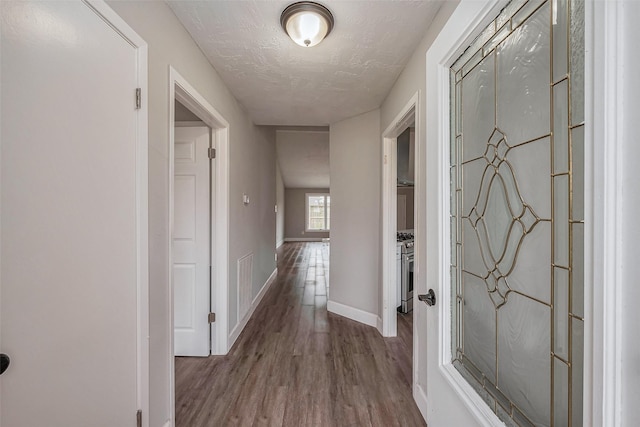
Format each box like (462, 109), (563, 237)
(281, 2), (334, 47)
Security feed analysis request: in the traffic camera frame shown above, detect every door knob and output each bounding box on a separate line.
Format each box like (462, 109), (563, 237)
(0, 354), (9, 375)
(418, 289), (436, 306)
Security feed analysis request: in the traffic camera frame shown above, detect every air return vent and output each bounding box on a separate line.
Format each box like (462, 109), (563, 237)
(237, 253), (253, 320)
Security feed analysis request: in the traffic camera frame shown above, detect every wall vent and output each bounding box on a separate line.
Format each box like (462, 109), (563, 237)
(237, 253), (253, 320)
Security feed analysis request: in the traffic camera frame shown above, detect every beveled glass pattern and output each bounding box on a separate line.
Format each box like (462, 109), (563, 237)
(450, 0), (584, 425)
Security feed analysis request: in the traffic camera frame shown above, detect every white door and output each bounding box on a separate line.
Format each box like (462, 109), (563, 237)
(422, 0), (584, 425)
(173, 127), (211, 357)
(0, 1), (147, 426)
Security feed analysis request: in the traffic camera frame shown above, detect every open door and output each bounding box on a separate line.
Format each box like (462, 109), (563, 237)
(421, 0), (584, 425)
(173, 126), (212, 357)
(0, 1), (148, 425)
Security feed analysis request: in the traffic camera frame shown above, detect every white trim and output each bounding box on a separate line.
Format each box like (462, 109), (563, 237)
(168, 67), (230, 426)
(284, 237), (325, 242)
(228, 268), (278, 348)
(585, 1), (623, 425)
(414, 382), (429, 422)
(84, 1), (150, 425)
(376, 316), (383, 334)
(381, 92), (419, 338)
(276, 239), (285, 249)
(440, 365), (507, 426)
(327, 300), (378, 328)
(175, 120), (206, 127)
(162, 421), (171, 427)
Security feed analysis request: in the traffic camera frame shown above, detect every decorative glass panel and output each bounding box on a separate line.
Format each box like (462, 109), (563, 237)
(553, 80), (569, 174)
(497, 0), (527, 28)
(512, 0), (546, 29)
(571, 125), (584, 221)
(554, 175), (569, 267)
(571, 317), (584, 425)
(570, 0), (585, 125)
(571, 223), (584, 318)
(450, 0), (584, 425)
(554, 267), (570, 359)
(497, 3), (550, 146)
(552, 0), (569, 82)
(554, 358), (570, 427)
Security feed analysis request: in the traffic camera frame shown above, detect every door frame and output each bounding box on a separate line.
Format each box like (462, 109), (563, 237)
(381, 92), (419, 338)
(85, 1), (150, 424)
(425, 0), (617, 425)
(168, 67), (230, 424)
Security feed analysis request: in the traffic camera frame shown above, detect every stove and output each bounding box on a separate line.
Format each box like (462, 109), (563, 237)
(397, 231), (414, 313)
(397, 232), (414, 243)
(397, 232), (414, 253)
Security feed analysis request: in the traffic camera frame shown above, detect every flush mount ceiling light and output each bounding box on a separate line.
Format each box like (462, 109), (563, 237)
(280, 1), (334, 47)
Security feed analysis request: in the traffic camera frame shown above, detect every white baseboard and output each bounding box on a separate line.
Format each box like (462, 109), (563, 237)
(327, 300), (378, 328)
(376, 315), (383, 335)
(162, 421), (172, 427)
(414, 382), (429, 423)
(276, 239), (285, 249)
(228, 268), (277, 348)
(284, 237), (325, 242)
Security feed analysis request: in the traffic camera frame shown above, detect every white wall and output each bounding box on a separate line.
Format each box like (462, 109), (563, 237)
(276, 163), (285, 248)
(106, 2), (276, 426)
(329, 109), (381, 320)
(378, 0), (458, 397)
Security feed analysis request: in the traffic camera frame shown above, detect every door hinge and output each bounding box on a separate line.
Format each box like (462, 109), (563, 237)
(135, 88), (142, 110)
(208, 312), (216, 323)
(136, 409), (142, 427)
(208, 147), (216, 159)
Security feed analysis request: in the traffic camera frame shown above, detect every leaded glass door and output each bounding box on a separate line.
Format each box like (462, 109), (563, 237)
(448, 0), (584, 425)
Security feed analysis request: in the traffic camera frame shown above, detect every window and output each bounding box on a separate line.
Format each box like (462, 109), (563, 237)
(306, 193), (330, 231)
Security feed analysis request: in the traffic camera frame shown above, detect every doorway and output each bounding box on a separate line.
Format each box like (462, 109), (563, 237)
(381, 92), (419, 338)
(168, 67), (230, 424)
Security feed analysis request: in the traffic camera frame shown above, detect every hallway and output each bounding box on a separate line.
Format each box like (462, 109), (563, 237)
(175, 242), (425, 426)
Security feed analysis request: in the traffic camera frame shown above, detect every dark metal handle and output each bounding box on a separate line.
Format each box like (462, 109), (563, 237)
(418, 289), (436, 306)
(0, 354), (9, 375)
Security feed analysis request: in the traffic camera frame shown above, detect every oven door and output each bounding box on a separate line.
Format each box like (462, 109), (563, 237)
(401, 251), (414, 313)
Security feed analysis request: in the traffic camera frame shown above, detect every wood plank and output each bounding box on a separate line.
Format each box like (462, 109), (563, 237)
(175, 242), (426, 426)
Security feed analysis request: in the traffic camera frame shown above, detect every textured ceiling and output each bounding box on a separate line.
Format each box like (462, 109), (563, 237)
(167, 0), (443, 126)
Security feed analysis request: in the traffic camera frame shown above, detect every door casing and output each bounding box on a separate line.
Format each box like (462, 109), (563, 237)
(381, 93), (419, 338)
(168, 67), (230, 426)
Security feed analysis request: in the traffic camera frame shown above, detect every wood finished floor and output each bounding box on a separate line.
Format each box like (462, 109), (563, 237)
(175, 242), (425, 427)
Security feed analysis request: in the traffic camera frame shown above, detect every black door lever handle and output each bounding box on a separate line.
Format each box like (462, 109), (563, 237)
(418, 289), (436, 306)
(0, 354), (10, 375)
